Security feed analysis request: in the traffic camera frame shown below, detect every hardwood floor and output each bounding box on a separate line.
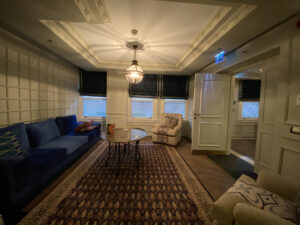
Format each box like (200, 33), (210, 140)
(141, 137), (235, 200)
(231, 138), (256, 160)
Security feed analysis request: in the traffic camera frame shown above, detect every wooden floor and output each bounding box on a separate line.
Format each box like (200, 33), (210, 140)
(231, 138), (256, 160)
(141, 137), (235, 200)
(24, 137), (235, 212)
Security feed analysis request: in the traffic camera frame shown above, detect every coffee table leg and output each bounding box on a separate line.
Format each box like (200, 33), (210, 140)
(123, 143), (127, 154)
(113, 143), (117, 158)
(135, 140), (140, 168)
(117, 142), (121, 175)
(105, 141), (111, 166)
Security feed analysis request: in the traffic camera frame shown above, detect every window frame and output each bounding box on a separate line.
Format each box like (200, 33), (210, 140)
(80, 96), (107, 119)
(162, 98), (187, 119)
(238, 101), (259, 121)
(129, 97), (156, 119)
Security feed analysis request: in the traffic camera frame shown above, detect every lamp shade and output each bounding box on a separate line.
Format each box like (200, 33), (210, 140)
(126, 61), (144, 84)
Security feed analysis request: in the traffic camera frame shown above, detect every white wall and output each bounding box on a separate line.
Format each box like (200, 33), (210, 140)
(201, 15), (300, 180)
(0, 28), (79, 128)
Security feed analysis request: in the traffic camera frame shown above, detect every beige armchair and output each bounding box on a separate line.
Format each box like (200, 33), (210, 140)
(152, 113), (182, 146)
(213, 171), (300, 225)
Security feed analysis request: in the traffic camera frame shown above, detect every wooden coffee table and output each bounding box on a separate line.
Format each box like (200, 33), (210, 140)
(101, 128), (147, 174)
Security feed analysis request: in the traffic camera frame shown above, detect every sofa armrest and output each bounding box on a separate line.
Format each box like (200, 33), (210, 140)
(28, 148), (67, 168)
(0, 156), (28, 199)
(257, 171), (300, 202)
(233, 203), (294, 225)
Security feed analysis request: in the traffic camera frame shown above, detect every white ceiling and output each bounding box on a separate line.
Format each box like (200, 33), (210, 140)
(0, 0), (299, 74)
(71, 0), (221, 64)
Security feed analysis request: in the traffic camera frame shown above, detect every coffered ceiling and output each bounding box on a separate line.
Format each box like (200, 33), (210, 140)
(0, 0), (299, 74)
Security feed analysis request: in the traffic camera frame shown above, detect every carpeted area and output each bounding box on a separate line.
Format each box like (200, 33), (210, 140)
(19, 142), (213, 225)
(208, 154), (257, 180)
(231, 139), (256, 160)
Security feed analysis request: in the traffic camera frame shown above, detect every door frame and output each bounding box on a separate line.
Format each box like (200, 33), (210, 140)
(224, 62), (263, 155)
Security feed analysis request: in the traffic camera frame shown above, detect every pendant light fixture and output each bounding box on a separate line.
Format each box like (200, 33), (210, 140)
(126, 44), (144, 84)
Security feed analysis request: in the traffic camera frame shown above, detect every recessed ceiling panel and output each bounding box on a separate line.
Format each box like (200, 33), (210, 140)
(71, 0), (221, 64)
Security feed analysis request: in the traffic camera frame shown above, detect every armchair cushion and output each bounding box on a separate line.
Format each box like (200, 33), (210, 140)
(234, 203), (295, 225)
(226, 176), (296, 223)
(152, 126), (176, 137)
(257, 170), (300, 202)
(161, 116), (178, 129)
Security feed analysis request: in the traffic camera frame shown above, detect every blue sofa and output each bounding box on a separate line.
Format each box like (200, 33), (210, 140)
(0, 115), (101, 215)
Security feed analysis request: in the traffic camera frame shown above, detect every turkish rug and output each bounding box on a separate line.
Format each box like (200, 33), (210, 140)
(19, 142), (214, 225)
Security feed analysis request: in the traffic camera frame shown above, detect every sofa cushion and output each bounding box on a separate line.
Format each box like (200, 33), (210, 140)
(26, 119), (61, 148)
(0, 123), (30, 150)
(56, 115), (77, 135)
(226, 176), (296, 223)
(37, 136), (88, 155)
(0, 123), (30, 158)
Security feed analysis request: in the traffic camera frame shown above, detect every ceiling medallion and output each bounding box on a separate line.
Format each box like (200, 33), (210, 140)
(126, 44), (144, 84)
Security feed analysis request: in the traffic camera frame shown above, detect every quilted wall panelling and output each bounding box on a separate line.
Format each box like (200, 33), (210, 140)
(0, 30), (79, 128)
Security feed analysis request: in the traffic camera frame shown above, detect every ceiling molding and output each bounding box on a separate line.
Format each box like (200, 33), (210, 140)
(73, 0), (111, 23)
(176, 7), (232, 68)
(177, 4), (256, 70)
(40, 3), (256, 72)
(40, 19), (102, 67)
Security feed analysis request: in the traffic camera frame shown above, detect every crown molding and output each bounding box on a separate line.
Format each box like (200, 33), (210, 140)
(73, 0), (111, 23)
(40, 3), (256, 72)
(177, 4), (256, 70)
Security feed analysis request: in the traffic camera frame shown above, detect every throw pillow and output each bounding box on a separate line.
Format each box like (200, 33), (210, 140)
(74, 122), (89, 132)
(0, 129), (27, 157)
(226, 178), (296, 223)
(83, 125), (97, 132)
(162, 116), (178, 129)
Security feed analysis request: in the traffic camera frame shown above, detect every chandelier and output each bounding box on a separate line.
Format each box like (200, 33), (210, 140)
(126, 44), (144, 84)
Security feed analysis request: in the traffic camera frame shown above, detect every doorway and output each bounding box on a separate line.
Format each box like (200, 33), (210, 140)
(229, 66), (262, 165)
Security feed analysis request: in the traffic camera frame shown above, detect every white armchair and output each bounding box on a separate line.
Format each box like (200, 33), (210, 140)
(213, 171), (300, 225)
(152, 113), (182, 146)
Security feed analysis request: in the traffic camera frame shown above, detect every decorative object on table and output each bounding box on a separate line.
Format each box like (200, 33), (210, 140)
(106, 123), (115, 134)
(213, 170), (300, 225)
(152, 113), (182, 146)
(125, 39), (144, 84)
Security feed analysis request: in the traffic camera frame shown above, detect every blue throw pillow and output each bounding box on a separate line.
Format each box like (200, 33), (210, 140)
(55, 115), (77, 135)
(0, 129), (27, 157)
(26, 119), (61, 147)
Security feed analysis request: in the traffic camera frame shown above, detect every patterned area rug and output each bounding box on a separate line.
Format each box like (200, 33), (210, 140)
(19, 142), (213, 225)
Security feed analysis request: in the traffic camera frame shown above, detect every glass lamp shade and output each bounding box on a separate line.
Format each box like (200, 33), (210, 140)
(125, 62), (144, 84)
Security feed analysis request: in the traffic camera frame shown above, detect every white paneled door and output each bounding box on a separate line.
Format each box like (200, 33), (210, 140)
(192, 73), (231, 152)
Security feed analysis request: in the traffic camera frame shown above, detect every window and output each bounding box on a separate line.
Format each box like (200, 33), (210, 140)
(240, 102), (259, 119)
(82, 96), (106, 117)
(131, 98), (153, 118)
(164, 99), (185, 118)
